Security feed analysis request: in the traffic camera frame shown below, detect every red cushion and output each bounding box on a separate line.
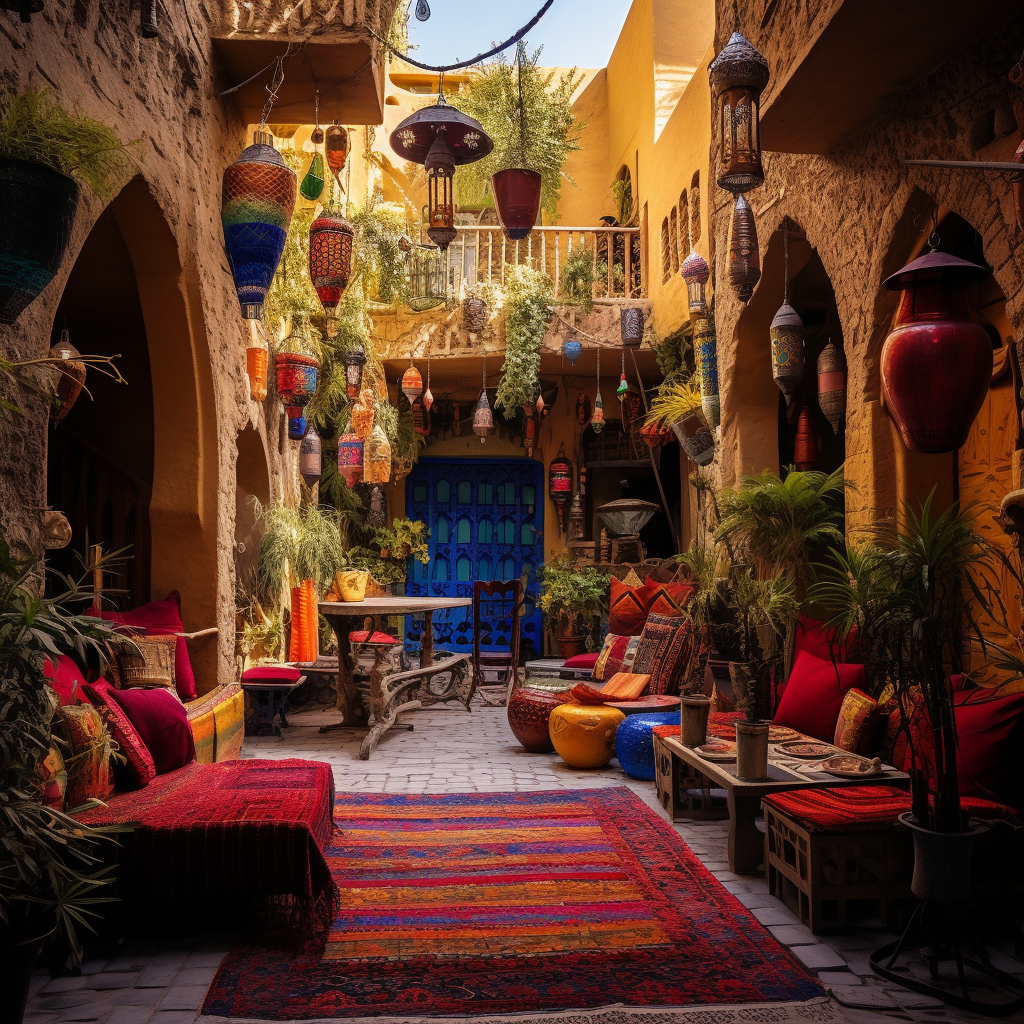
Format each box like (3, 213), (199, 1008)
(763, 785), (911, 833)
(103, 686), (196, 775)
(563, 653), (599, 670)
(93, 592), (197, 701)
(773, 651), (864, 742)
(44, 655), (86, 706)
(793, 614), (853, 663)
(608, 577), (650, 636)
(81, 681), (156, 788)
(950, 690), (1024, 812)
(348, 631), (398, 645)
(242, 665), (303, 683)
(644, 577), (694, 618)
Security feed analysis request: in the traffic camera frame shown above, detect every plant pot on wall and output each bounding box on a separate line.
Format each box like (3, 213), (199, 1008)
(0, 157), (79, 325)
(493, 168), (542, 240)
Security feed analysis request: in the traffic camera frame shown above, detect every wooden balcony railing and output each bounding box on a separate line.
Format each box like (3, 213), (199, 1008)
(444, 226), (644, 301)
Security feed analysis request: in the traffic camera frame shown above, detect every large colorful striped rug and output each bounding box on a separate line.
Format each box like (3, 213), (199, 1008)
(203, 788), (824, 1020)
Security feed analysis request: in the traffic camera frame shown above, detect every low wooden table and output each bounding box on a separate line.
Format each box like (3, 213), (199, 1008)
(653, 732), (909, 874)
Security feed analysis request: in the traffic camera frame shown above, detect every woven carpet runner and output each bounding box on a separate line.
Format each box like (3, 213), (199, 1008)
(204, 787), (823, 1019)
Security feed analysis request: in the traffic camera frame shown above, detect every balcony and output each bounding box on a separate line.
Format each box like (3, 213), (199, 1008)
(213, 0), (403, 125)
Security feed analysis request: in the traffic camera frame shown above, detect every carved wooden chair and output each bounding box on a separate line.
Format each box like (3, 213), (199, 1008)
(472, 579), (523, 705)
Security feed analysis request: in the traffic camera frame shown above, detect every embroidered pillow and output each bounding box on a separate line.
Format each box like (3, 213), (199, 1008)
(608, 576), (650, 636)
(38, 745), (68, 811)
(593, 634), (641, 681)
(633, 613), (693, 695)
(108, 635), (178, 693)
(55, 703), (114, 807)
(82, 682), (156, 788)
(833, 688), (879, 755)
(644, 577), (695, 618)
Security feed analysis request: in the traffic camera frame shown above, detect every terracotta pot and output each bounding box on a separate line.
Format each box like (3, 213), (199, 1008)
(507, 687), (571, 752)
(0, 926), (54, 1024)
(492, 168), (542, 240)
(680, 694), (711, 747)
(899, 813), (987, 905)
(556, 634), (586, 659)
(735, 719), (770, 780)
(880, 251), (991, 454)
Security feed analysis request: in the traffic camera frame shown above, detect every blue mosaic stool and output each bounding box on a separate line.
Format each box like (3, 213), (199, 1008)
(614, 711), (681, 780)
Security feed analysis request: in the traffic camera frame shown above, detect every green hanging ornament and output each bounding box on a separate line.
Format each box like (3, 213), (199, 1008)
(300, 151), (325, 202)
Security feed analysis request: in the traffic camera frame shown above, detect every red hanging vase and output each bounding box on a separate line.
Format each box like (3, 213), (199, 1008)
(880, 251), (991, 454)
(793, 405), (817, 471)
(492, 168), (542, 240)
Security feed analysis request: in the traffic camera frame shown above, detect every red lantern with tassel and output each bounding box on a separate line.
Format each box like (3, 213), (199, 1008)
(794, 405), (818, 471)
(548, 442), (573, 535)
(309, 210), (354, 337)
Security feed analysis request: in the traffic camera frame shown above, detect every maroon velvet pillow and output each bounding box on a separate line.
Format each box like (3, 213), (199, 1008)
(793, 615), (853, 663)
(773, 651), (864, 742)
(104, 686), (196, 775)
(562, 653), (599, 670)
(81, 682), (156, 788)
(951, 690), (1024, 812)
(44, 655), (86, 706)
(94, 591), (197, 701)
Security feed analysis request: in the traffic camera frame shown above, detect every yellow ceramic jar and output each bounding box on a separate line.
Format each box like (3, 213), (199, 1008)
(548, 703), (625, 769)
(336, 569), (369, 602)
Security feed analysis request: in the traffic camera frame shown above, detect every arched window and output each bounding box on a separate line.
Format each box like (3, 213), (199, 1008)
(690, 171), (701, 245)
(435, 515), (450, 545)
(478, 517), (494, 544)
(521, 521), (536, 546)
(669, 207), (679, 274)
(661, 217), (671, 284)
(497, 517), (515, 545)
(433, 555), (449, 582)
(478, 481), (493, 505)
(436, 479), (450, 503)
(456, 554), (472, 581)
(456, 516), (471, 544)
(413, 481), (427, 503)
(457, 480), (472, 504)
(521, 483), (535, 506)
(498, 555), (516, 580)
(497, 481), (515, 505)
(679, 189), (690, 258)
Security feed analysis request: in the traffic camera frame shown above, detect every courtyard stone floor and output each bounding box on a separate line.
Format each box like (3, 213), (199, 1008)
(25, 698), (1024, 1024)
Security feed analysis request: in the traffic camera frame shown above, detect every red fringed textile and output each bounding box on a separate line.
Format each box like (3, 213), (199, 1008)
(75, 759), (336, 924)
(762, 785), (911, 833)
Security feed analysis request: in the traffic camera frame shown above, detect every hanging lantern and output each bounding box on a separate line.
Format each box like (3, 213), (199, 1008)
(287, 411), (307, 440)
(817, 340), (847, 435)
(299, 427), (322, 486)
(351, 386), (375, 439)
(221, 129), (296, 320)
(591, 348), (605, 434)
(390, 95), (493, 252)
(337, 434), (364, 488)
(275, 315), (320, 432)
(548, 442), (573, 535)
(48, 331), (87, 422)
(364, 422), (392, 484)
(794, 405), (818, 471)
(576, 393), (591, 425)
(522, 403), (537, 457)
(245, 320), (269, 403)
(401, 360), (423, 404)
(620, 308), (645, 347)
(727, 194), (760, 302)
(708, 31), (769, 195)
(671, 409), (715, 466)
(453, 402), (461, 436)
(300, 152), (325, 202)
(617, 374), (629, 401)
(324, 125), (349, 187)
(413, 397), (430, 437)
(563, 335), (582, 365)
(423, 347), (434, 410)
(473, 353), (493, 443)
(368, 486), (388, 530)
(694, 311), (720, 429)
(309, 210), (354, 337)
(880, 251), (991, 454)
(770, 304), (804, 399)
(568, 492), (585, 542)
(535, 392), (545, 415)
(680, 249), (710, 314)
(493, 168), (542, 240)
(343, 346), (366, 400)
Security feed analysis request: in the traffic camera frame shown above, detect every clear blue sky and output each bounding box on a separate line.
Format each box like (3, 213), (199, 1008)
(406, 0), (634, 71)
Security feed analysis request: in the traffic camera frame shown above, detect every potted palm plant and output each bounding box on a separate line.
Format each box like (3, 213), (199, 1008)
(0, 538), (124, 1023)
(645, 377), (714, 466)
(538, 552), (608, 659)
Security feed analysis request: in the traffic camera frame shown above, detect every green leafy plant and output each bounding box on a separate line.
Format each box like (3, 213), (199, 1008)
(0, 538), (125, 968)
(456, 42), (584, 219)
(559, 245), (594, 315)
(538, 552), (608, 636)
(610, 175), (635, 226)
(650, 323), (694, 389)
(0, 89), (135, 201)
(644, 376), (702, 430)
(347, 517), (430, 587)
(352, 199), (408, 306)
(495, 265), (553, 415)
(253, 500), (345, 600)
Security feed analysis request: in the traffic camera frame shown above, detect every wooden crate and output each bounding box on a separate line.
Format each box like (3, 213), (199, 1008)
(653, 732), (729, 822)
(763, 801), (914, 933)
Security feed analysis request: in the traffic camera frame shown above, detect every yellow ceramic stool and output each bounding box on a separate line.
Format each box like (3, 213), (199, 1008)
(548, 703), (625, 769)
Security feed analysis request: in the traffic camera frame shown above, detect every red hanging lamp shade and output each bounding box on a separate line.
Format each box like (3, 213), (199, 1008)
(793, 405), (818, 471)
(817, 340), (846, 435)
(401, 361), (423, 404)
(880, 251), (991, 454)
(309, 209), (354, 336)
(548, 442), (573, 535)
(493, 168), (542, 241)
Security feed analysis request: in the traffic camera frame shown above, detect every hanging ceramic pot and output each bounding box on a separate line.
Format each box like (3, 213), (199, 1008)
(337, 434), (364, 488)
(770, 303), (804, 399)
(492, 168), (542, 240)
(817, 340), (846, 434)
(794, 405), (817, 471)
(727, 193), (760, 302)
(672, 409), (715, 466)
(299, 427), (322, 486)
(309, 209), (354, 336)
(620, 307), (645, 347)
(0, 157), (79, 325)
(221, 130), (296, 320)
(880, 251), (991, 454)
(563, 336), (582, 365)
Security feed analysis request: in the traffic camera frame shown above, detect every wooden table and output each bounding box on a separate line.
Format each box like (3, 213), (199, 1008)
(318, 597), (472, 755)
(654, 732), (909, 874)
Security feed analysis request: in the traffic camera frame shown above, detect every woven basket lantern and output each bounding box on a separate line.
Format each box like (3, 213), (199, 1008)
(309, 209), (354, 337)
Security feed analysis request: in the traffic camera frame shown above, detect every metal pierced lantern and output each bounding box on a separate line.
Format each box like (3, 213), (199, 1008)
(49, 331), (87, 421)
(817, 340), (847, 435)
(880, 251), (992, 454)
(727, 194), (760, 301)
(221, 130), (296, 320)
(246, 320), (269, 402)
(473, 389), (493, 442)
(390, 95), (493, 252)
(548, 443), (573, 535)
(620, 307), (645, 347)
(568, 492), (585, 541)
(680, 249), (710, 314)
(563, 336), (582, 365)
(401, 361), (423, 404)
(708, 31), (769, 195)
(794, 405), (818, 471)
(364, 422), (392, 484)
(694, 311), (721, 429)
(770, 303), (804, 399)
(309, 210), (354, 336)
(299, 427), (322, 486)
(337, 434), (364, 488)
(368, 486), (387, 529)
(324, 125), (349, 187)
(275, 316), (320, 430)
(343, 346), (366, 400)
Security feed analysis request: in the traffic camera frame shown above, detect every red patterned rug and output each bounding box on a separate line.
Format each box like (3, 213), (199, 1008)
(203, 787), (823, 1020)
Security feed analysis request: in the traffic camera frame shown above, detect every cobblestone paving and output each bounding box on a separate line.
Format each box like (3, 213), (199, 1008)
(24, 700), (1024, 1024)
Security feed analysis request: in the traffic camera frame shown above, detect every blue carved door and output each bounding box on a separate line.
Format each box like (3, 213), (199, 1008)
(405, 458), (544, 660)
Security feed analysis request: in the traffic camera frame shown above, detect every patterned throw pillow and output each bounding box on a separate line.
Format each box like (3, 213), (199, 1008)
(38, 745), (67, 810)
(55, 703), (114, 808)
(833, 688), (879, 755)
(632, 613), (694, 695)
(644, 577), (695, 618)
(109, 635), (178, 694)
(608, 576), (650, 636)
(593, 634), (641, 681)
(82, 683), (157, 788)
